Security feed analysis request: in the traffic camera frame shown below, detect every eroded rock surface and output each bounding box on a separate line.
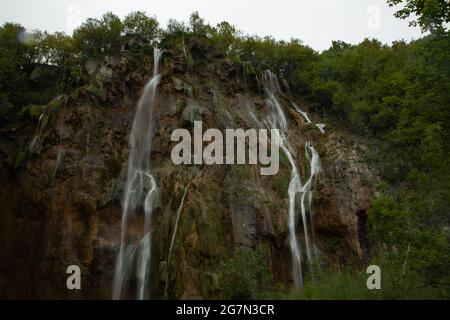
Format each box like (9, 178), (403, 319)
(0, 49), (377, 299)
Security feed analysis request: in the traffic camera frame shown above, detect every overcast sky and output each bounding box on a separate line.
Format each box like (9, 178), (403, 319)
(0, 0), (423, 51)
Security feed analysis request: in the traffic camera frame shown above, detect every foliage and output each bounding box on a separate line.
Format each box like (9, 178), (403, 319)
(387, 0), (449, 32)
(220, 246), (270, 299)
(122, 11), (159, 45)
(367, 193), (450, 294)
(264, 255), (445, 300)
(0, 23), (58, 125)
(299, 267), (371, 300)
(73, 12), (122, 57)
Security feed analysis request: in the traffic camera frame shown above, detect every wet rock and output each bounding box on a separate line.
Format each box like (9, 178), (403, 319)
(181, 96), (202, 129)
(172, 77), (185, 91)
(0, 48), (378, 299)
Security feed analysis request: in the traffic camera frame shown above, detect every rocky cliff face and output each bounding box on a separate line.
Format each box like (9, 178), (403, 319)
(0, 47), (377, 299)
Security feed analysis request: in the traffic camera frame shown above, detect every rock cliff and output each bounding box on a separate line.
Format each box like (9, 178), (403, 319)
(0, 46), (377, 299)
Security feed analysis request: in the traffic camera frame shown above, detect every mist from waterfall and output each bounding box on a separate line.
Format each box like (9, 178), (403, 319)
(113, 48), (163, 300)
(262, 70), (324, 289)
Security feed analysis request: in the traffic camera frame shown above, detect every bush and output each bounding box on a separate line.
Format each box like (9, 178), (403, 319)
(220, 246), (270, 299)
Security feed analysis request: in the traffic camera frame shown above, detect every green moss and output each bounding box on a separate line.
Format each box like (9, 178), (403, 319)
(228, 54), (241, 67)
(167, 186), (226, 298)
(186, 54), (195, 71)
(322, 234), (345, 253)
(211, 90), (234, 125)
(199, 270), (219, 298)
(197, 205), (222, 258)
(28, 104), (44, 118)
(242, 60), (256, 76)
(72, 84), (106, 106)
(301, 147), (312, 178)
(26, 96), (65, 123)
(274, 174), (289, 198)
(279, 148), (290, 169)
(86, 84), (107, 104)
(230, 166), (253, 201)
(13, 148), (27, 171)
(47, 96), (65, 112)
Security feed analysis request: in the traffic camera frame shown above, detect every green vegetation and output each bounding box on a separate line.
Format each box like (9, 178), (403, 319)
(0, 1), (449, 298)
(220, 246), (270, 299)
(266, 260), (444, 300)
(387, 0), (449, 32)
(274, 175), (290, 198)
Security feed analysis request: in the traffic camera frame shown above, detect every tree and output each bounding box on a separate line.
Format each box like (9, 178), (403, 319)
(123, 11), (159, 44)
(73, 12), (122, 57)
(387, 0), (450, 32)
(189, 11), (208, 34)
(0, 23), (60, 124)
(212, 21), (238, 54)
(37, 31), (73, 65)
(0, 23), (34, 112)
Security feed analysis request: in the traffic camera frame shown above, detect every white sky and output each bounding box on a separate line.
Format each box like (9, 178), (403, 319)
(0, 0), (423, 51)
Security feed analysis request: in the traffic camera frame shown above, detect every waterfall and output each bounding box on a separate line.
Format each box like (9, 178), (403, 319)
(292, 103), (326, 134)
(293, 103), (324, 260)
(51, 148), (65, 182)
(263, 70), (325, 289)
(282, 142), (305, 288)
(113, 48), (163, 300)
(263, 70), (304, 288)
(29, 113), (45, 154)
(300, 142), (321, 260)
(164, 184), (189, 297)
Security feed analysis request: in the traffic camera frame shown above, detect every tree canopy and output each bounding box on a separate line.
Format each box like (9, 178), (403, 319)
(387, 0), (450, 31)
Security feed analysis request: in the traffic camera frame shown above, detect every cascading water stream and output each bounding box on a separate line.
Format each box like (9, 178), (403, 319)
(164, 184), (189, 297)
(281, 141), (305, 288)
(293, 104), (324, 260)
(292, 103), (326, 134)
(29, 113), (45, 154)
(300, 142), (321, 259)
(263, 70), (305, 288)
(262, 70), (325, 289)
(113, 48), (163, 300)
(51, 148), (65, 182)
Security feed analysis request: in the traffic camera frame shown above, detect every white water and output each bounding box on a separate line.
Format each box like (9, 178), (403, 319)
(263, 70), (304, 288)
(291, 103), (324, 259)
(281, 142), (304, 288)
(51, 148), (65, 182)
(164, 184), (189, 297)
(29, 113), (45, 154)
(293, 103), (324, 261)
(113, 48), (163, 300)
(301, 142), (321, 260)
(292, 103), (326, 134)
(263, 70), (324, 289)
